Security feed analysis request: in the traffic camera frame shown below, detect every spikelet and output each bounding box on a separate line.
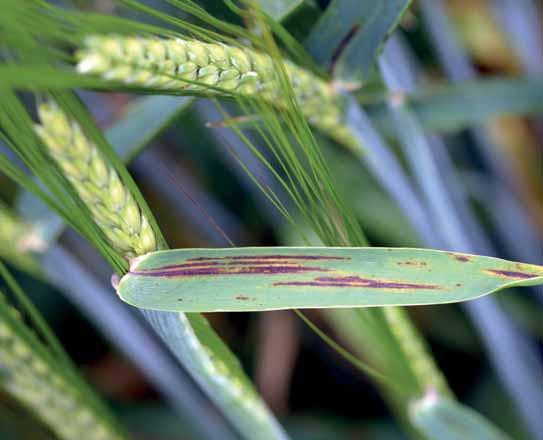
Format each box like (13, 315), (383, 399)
(0, 295), (125, 440)
(34, 101), (157, 259)
(76, 35), (358, 149)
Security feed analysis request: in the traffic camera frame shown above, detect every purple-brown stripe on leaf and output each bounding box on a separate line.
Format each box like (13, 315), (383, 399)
(485, 269), (536, 279)
(187, 254), (349, 261)
(130, 264), (330, 278)
(273, 275), (441, 290)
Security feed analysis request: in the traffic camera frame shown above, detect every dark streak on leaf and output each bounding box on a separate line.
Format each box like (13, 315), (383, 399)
(273, 276), (441, 290)
(448, 253), (471, 262)
(135, 260), (333, 273)
(396, 260), (428, 267)
(187, 255), (349, 261)
(330, 24), (360, 72)
(486, 270), (536, 279)
(130, 264), (330, 278)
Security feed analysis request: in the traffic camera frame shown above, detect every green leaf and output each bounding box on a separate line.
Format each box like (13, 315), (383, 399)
(305, 0), (411, 84)
(370, 76), (543, 135)
(256, 0), (307, 21)
(117, 247), (543, 312)
(105, 96), (192, 163)
(410, 394), (512, 440)
(194, 76), (543, 137)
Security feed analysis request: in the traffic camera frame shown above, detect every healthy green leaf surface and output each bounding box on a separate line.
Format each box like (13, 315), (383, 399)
(410, 394), (512, 440)
(117, 247), (543, 312)
(370, 76), (543, 135)
(305, 0), (411, 84)
(106, 96), (192, 163)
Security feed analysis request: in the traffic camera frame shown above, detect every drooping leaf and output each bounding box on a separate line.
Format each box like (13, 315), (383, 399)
(117, 247), (543, 312)
(305, 0), (411, 85)
(410, 394), (512, 440)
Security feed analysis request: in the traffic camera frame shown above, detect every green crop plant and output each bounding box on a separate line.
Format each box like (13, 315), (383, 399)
(76, 35), (357, 149)
(0, 1), (541, 440)
(0, 263), (126, 440)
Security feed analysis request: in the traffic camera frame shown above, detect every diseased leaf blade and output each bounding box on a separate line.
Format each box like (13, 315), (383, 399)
(117, 247), (543, 312)
(410, 394), (512, 440)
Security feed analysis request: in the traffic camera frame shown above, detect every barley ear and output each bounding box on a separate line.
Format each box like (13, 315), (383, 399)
(0, 294), (125, 440)
(76, 35), (360, 150)
(34, 101), (157, 259)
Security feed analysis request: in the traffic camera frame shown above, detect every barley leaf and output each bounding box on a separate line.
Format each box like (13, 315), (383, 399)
(304, 0), (411, 84)
(117, 247), (542, 312)
(370, 76), (543, 136)
(104, 96), (192, 163)
(410, 394), (512, 440)
(255, 0), (307, 21)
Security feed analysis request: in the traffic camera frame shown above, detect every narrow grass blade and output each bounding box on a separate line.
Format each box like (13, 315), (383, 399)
(410, 393), (512, 440)
(304, 0), (411, 85)
(490, 0), (543, 74)
(370, 76), (543, 136)
(105, 96), (193, 163)
(419, 0), (542, 262)
(344, 98), (442, 248)
(256, 0), (306, 21)
(117, 247), (542, 312)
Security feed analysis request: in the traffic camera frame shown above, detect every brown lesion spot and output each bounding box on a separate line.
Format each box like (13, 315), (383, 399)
(235, 295), (253, 301)
(396, 260), (428, 267)
(448, 253), (472, 262)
